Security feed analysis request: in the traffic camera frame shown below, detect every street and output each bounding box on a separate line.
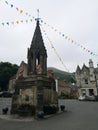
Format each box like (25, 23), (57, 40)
(0, 99), (98, 130)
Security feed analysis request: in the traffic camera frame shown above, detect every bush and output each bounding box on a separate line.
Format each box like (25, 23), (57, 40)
(59, 92), (76, 99)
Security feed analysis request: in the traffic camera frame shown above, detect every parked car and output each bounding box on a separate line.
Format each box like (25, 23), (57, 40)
(85, 95), (95, 101)
(78, 95), (86, 101)
(78, 95), (96, 101)
(95, 96), (98, 101)
(0, 91), (12, 97)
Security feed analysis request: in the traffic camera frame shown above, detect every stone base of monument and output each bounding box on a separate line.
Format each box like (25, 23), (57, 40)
(17, 104), (36, 116)
(11, 75), (58, 117)
(43, 105), (59, 115)
(11, 105), (59, 117)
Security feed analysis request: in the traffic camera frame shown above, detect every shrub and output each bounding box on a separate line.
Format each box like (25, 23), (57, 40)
(59, 92), (76, 99)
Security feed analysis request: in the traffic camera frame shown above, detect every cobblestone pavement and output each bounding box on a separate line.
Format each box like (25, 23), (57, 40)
(0, 99), (98, 130)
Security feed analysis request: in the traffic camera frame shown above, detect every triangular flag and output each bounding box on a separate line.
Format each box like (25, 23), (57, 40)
(26, 20), (28, 23)
(41, 20), (43, 23)
(16, 21), (19, 24)
(2, 23), (4, 26)
(25, 12), (28, 15)
(65, 36), (68, 39)
(6, 22), (9, 25)
(20, 20), (23, 23)
(11, 22), (14, 25)
(20, 10), (23, 14)
(30, 19), (32, 22)
(16, 7), (19, 11)
(11, 4), (13, 8)
(5, 1), (8, 4)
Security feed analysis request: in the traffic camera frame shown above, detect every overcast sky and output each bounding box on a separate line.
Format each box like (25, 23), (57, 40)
(0, 0), (98, 72)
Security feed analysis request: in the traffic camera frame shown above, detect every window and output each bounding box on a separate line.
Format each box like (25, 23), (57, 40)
(85, 79), (88, 84)
(89, 89), (94, 96)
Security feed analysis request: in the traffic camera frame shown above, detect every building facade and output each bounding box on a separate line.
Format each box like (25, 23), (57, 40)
(75, 59), (98, 97)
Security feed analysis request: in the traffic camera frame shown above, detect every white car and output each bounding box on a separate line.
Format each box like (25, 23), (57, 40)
(78, 95), (95, 101)
(78, 96), (86, 101)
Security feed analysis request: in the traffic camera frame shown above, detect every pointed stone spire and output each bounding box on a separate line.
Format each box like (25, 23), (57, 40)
(81, 64), (89, 72)
(30, 17), (47, 54)
(76, 65), (81, 74)
(27, 17), (47, 75)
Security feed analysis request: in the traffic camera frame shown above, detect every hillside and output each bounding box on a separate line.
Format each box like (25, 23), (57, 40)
(48, 67), (75, 83)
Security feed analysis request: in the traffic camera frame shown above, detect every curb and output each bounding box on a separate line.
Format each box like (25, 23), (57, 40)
(0, 109), (67, 122)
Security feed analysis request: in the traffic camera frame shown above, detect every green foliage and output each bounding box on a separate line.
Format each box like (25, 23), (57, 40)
(48, 67), (75, 83)
(58, 92), (75, 99)
(0, 62), (18, 91)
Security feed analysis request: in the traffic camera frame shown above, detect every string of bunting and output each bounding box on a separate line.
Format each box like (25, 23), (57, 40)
(40, 24), (75, 80)
(40, 24), (70, 72)
(0, 18), (34, 26)
(2, 0), (35, 18)
(1, 0), (98, 58)
(40, 20), (98, 57)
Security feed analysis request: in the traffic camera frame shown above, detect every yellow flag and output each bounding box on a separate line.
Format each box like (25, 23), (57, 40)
(20, 10), (23, 14)
(16, 21), (19, 24)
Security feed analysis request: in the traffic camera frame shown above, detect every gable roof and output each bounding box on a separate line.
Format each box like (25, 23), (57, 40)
(81, 64), (89, 73)
(76, 65), (81, 74)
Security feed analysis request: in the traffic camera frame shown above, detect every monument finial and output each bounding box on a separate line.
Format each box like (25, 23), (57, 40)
(37, 9), (39, 19)
(36, 9), (40, 24)
(36, 9), (40, 21)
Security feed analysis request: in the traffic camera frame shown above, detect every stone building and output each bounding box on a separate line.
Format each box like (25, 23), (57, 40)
(75, 59), (98, 97)
(9, 61), (27, 93)
(55, 79), (77, 98)
(11, 19), (58, 115)
(56, 79), (71, 96)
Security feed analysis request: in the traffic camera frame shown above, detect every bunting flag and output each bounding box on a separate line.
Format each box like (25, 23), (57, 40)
(5, 1), (8, 5)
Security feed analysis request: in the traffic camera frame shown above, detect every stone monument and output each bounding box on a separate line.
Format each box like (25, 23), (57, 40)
(11, 19), (58, 116)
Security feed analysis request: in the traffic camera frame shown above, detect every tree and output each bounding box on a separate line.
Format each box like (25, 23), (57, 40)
(0, 62), (18, 91)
